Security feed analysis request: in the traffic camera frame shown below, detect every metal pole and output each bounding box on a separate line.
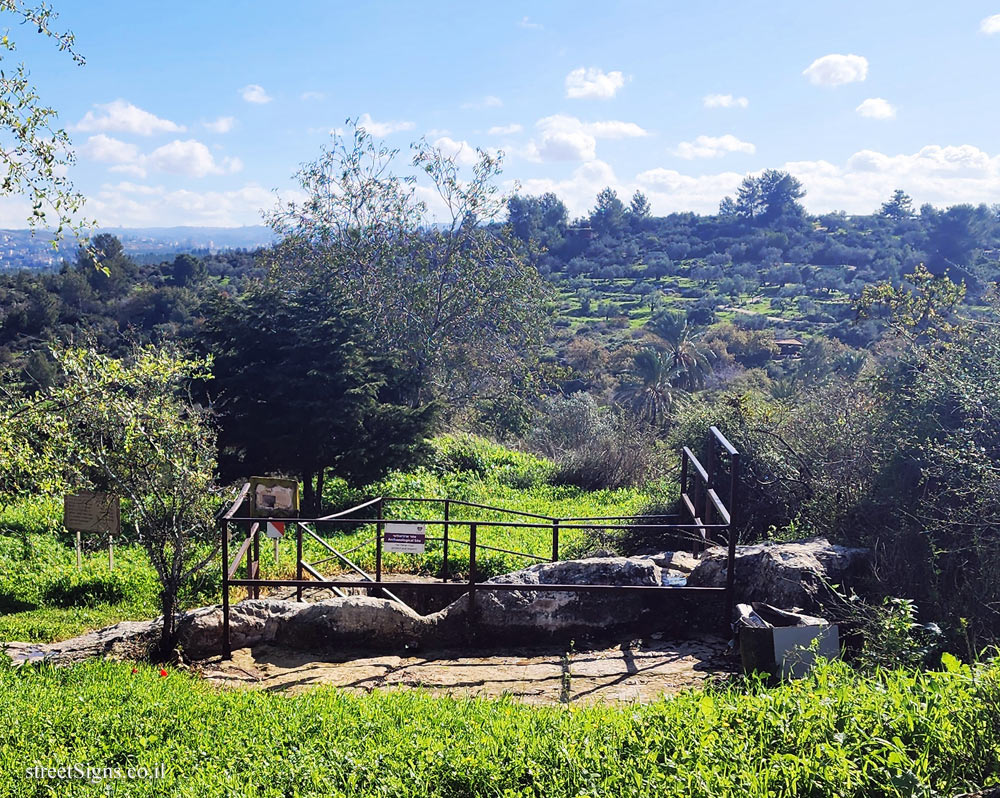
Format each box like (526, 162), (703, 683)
(221, 519), (231, 660)
(375, 498), (383, 598)
(468, 522), (477, 623)
(76, 530), (81, 571)
(251, 523), (260, 600)
(108, 536), (114, 572)
(725, 451), (741, 630)
(551, 519), (560, 562)
(442, 498), (450, 581)
(680, 450), (689, 519)
(295, 519), (303, 602)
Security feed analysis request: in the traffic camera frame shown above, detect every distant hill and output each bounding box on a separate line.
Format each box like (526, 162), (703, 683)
(0, 226), (275, 271)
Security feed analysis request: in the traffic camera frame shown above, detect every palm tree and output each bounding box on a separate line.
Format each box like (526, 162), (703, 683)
(648, 311), (714, 390)
(614, 348), (678, 426)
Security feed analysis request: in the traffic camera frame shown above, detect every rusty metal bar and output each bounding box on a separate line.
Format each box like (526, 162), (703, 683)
(226, 578), (726, 595)
(317, 496), (384, 520)
(710, 425), (739, 456)
(300, 562), (349, 598)
(725, 450), (741, 627)
(468, 523), (477, 619)
(221, 518), (231, 659)
(706, 488), (731, 525)
(387, 496), (554, 522)
(227, 534), (254, 580)
(221, 482), (250, 520)
(551, 518), (560, 562)
(295, 520), (303, 602)
(441, 498), (450, 580)
(236, 516), (729, 531)
(444, 538), (553, 562)
(375, 498), (383, 598)
(683, 447), (709, 483)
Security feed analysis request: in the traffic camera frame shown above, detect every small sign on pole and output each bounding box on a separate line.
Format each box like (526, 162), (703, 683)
(63, 491), (120, 571)
(249, 477), (299, 519)
(383, 523), (426, 554)
(266, 521), (285, 539)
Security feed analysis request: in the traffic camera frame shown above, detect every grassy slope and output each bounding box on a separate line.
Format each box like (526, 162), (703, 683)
(0, 436), (669, 643)
(0, 658), (997, 797)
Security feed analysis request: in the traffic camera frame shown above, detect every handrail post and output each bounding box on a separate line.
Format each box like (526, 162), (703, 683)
(375, 498), (384, 598)
(725, 451), (741, 630)
(251, 521), (260, 599)
(551, 518), (560, 562)
(679, 449), (689, 519)
(468, 522), (477, 624)
(441, 498), (450, 581)
(295, 520), (303, 602)
(221, 519), (231, 660)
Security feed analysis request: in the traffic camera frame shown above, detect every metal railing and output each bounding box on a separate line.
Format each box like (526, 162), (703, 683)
(219, 430), (741, 658)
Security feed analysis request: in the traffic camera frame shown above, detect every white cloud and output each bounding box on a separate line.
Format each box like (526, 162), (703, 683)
(240, 84), (272, 104)
(74, 99), (184, 136)
(635, 168), (745, 214)
(462, 95), (503, 109)
(203, 116), (236, 134)
(147, 139), (243, 177)
(432, 136), (480, 166)
(86, 181), (306, 227)
(109, 163), (148, 178)
(300, 91), (326, 101)
(514, 160), (620, 214)
(674, 134), (755, 159)
(80, 134), (140, 165)
(488, 123), (523, 135)
(703, 93), (749, 109)
(565, 67), (627, 100)
(980, 13), (1000, 34)
(517, 16), (542, 29)
(803, 53), (869, 86)
(357, 112), (415, 137)
(856, 98), (897, 120)
(525, 115), (649, 162)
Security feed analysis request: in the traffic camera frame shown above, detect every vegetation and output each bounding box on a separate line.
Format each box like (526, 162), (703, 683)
(0, 657), (998, 797)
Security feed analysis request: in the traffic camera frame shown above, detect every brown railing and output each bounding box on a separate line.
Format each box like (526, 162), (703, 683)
(219, 430), (741, 659)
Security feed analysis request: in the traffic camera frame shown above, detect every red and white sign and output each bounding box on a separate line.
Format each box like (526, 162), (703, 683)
(266, 521), (286, 539)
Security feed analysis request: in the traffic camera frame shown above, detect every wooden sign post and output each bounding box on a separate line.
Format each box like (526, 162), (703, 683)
(63, 492), (121, 571)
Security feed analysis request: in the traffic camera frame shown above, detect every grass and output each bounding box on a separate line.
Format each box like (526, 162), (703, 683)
(0, 435), (670, 643)
(0, 657), (998, 796)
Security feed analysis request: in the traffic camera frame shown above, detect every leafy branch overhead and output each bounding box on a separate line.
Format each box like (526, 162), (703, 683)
(0, 2), (89, 237)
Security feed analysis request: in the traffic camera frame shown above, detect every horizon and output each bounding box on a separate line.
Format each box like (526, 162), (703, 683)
(1, 1), (998, 229)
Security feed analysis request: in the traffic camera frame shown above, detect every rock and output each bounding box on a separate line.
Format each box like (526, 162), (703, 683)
(488, 556), (662, 587)
(687, 536), (869, 610)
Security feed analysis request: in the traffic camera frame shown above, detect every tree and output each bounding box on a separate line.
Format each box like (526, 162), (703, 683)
(628, 190), (651, 222)
(614, 348), (677, 426)
(0, 3), (88, 235)
(266, 121), (549, 410)
(590, 187), (625, 235)
(880, 189), (914, 221)
(202, 281), (434, 511)
(648, 310), (714, 390)
(506, 192), (568, 251)
(43, 346), (218, 655)
(723, 169), (805, 226)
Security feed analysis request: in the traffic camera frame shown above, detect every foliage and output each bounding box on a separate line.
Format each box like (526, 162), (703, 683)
(201, 281), (435, 511)
(1, 658), (1000, 796)
(0, 2), (89, 236)
(266, 120), (551, 410)
(41, 346), (218, 653)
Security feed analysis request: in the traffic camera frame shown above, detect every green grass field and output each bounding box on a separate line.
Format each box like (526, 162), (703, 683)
(0, 656), (997, 797)
(0, 436), (668, 643)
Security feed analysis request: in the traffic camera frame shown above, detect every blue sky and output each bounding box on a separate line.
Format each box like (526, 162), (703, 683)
(5, 1), (1000, 227)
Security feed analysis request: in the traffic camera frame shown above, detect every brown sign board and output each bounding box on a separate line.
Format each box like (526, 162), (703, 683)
(249, 477), (299, 518)
(63, 491), (120, 535)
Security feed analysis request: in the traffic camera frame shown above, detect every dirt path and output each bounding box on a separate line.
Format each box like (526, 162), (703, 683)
(198, 636), (734, 705)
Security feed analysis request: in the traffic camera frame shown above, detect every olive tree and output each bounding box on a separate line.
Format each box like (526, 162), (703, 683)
(45, 346), (218, 655)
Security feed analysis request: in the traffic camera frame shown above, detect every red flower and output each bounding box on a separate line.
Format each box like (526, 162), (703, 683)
(159, 668), (168, 677)
(131, 667), (138, 674)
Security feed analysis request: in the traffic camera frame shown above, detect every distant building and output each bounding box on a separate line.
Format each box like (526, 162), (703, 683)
(774, 337), (804, 358)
